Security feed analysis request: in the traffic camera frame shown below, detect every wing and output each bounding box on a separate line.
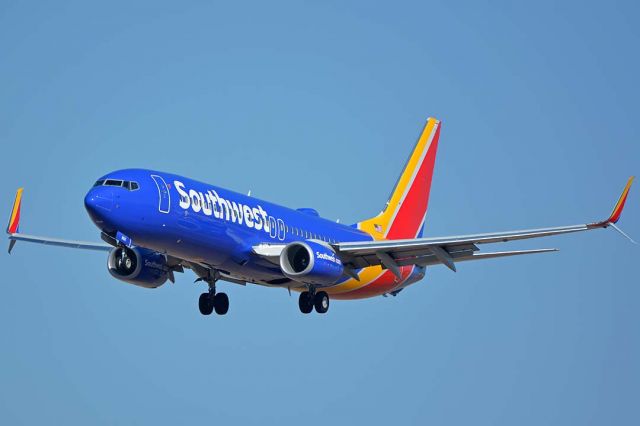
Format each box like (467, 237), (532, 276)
(6, 187), (113, 253)
(335, 177), (635, 277)
(8, 233), (112, 252)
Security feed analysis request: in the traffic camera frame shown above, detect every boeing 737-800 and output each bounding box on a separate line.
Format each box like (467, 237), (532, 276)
(6, 118), (635, 315)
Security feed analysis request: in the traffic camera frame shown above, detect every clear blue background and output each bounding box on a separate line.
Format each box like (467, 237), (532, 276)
(1, 1), (638, 424)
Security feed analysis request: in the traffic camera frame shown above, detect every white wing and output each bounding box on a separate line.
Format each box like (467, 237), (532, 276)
(334, 177), (634, 277)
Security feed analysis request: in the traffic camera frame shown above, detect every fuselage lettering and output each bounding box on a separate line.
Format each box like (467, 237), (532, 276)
(175, 180), (282, 238)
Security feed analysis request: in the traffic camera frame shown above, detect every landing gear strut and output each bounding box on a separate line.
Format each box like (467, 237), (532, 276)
(298, 288), (330, 314)
(197, 271), (229, 316)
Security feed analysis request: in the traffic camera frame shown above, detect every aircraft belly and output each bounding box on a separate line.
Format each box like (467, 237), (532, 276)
(325, 265), (424, 300)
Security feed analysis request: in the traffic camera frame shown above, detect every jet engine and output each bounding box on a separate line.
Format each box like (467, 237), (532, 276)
(107, 246), (169, 288)
(279, 240), (344, 286)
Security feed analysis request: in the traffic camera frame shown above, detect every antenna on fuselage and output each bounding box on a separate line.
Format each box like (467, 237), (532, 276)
(247, 190), (252, 196)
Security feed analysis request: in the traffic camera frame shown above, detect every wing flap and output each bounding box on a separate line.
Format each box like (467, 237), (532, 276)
(336, 224), (588, 255)
(395, 248), (557, 267)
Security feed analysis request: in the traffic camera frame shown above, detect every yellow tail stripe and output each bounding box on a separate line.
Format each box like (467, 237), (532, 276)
(7, 188), (23, 233)
(359, 118), (439, 240)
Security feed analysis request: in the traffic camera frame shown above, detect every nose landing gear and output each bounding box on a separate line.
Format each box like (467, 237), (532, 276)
(298, 288), (330, 314)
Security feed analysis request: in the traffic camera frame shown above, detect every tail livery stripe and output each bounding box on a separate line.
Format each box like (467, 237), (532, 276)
(358, 118), (441, 240)
(329, 266), (413, 299)
(7, 188), (23, 234)
(386, 123), (440, 239)
(607, 176), (634, 224)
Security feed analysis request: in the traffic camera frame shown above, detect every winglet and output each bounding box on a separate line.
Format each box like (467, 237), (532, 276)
(606, 176), (634, 224)
(588, 177), (635, 243)
(7, 188), (23, 235)
(7, 188), (23, 254)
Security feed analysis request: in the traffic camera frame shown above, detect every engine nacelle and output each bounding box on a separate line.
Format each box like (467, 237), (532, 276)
(280, 240), (344, 286)
(107, 246), (169, 288)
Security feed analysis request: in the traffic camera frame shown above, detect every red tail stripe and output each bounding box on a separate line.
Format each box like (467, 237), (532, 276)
(386, 124), (440, 239)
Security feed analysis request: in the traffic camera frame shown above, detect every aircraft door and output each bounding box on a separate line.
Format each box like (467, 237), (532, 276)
(268, 216), (277, 238)
(277, 218), (285, 241)
(150, 175), (171, 213)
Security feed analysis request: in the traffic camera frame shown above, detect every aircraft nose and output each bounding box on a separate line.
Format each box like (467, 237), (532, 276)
(84, 188), (114, 220)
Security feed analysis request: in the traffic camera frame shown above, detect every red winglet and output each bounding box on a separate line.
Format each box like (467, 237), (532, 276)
(606, 176), (634, 224)
(6, 188), (23, 234)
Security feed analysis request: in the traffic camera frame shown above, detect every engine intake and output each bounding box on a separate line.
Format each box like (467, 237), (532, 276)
(280, 240), (343, 286)
(108, 246), (169, 288)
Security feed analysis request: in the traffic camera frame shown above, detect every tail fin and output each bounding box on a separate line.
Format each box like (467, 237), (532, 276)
(7, 188), (23, 234)
(357, 117), (441, 240)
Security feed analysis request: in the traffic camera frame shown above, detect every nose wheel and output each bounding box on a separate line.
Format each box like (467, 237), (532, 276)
(197, 270), (229, 316)
(298, 290), (330, 314)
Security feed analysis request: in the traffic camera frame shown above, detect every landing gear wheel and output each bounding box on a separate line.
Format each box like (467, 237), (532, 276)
(314, 291), (329, 314)
(214, 292), (229, 315)
(198, 293), (214, 315)
(298, 292), (313, 314)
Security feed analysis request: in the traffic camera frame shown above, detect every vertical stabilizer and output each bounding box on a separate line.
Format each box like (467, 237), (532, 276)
(357, 118), (441, 240)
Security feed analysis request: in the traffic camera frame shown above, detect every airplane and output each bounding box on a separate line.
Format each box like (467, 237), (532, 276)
(5, 117), (635, 316)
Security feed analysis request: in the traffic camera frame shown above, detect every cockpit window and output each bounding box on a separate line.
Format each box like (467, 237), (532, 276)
(94, 179), (140, 191)
(125, 181), (140, 191)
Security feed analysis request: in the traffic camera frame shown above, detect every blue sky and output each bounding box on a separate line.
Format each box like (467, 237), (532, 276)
(0, 1), (638, 424)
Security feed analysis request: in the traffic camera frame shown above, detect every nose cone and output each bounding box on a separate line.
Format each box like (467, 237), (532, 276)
(84, 188), (114, 223)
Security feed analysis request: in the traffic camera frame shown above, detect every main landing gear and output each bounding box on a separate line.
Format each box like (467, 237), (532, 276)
(197, 271), (229, 316)
(298, 289), (330, 314)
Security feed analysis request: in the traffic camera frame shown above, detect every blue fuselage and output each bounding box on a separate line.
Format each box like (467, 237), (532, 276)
(84, 169), (372, 284)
